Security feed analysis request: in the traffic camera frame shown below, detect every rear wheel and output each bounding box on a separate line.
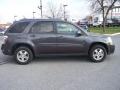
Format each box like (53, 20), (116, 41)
(89, 45), (107, 62)
(14, 47), (33, 65)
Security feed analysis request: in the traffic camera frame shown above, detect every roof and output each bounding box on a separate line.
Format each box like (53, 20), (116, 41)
(17, 19), (64, 23)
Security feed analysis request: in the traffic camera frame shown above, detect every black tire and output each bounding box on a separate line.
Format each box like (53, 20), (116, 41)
(14, 47), (33, 65)
(89, 45), (107, 62)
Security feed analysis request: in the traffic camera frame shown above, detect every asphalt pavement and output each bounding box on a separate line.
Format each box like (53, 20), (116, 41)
(0, 35), (120, 90)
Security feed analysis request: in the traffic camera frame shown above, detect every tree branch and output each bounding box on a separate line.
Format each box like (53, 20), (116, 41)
(105, 0), (117, 18)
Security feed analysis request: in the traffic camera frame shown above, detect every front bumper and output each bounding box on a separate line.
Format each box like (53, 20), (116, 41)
(107, 45), (115, 55)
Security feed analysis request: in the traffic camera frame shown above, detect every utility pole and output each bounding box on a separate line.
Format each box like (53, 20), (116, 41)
(111, 0), (113, 19)
(38, 0), (43, 18)
(63, 5), (68, 21)
(33, 12), (36, 19)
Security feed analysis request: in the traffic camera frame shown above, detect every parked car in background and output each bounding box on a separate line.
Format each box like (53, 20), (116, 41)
(105, 18), (120, 27)
(0, 28), (5, 35)
(111, 18), (120, 26)
(106, 19), (113, 27)
(1, 19), (115, 64)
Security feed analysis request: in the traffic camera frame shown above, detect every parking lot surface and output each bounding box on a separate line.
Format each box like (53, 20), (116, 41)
(0, 35), (120, 90)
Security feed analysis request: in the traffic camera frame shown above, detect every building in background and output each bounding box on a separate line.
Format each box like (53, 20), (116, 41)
(110, 6), (120, 19)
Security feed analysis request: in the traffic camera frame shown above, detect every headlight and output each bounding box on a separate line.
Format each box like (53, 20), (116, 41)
(106, 37), (113, 45)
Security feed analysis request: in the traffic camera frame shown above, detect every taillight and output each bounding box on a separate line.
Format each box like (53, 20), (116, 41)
(3, 36), (8, 44)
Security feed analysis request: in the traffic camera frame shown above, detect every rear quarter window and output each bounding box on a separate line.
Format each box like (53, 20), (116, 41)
(7, 22), (29, 33)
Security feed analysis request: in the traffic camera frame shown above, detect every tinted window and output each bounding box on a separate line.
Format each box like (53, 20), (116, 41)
(56, 22), (79, 35)
(8, 22), (29, 33)
(30, 22), (54, 33)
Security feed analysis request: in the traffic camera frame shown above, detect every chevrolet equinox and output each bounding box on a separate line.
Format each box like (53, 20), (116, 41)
(1, 19), (115, 64)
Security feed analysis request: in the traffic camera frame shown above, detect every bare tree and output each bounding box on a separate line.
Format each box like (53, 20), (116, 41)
(46, 2), (64, 19)
(90, 0), (119, 32)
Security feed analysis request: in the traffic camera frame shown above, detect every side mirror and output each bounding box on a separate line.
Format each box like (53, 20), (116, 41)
(76, 31), (82, 37)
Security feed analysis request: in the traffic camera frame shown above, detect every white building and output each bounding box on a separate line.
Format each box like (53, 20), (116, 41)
(110, 6), (120, 19)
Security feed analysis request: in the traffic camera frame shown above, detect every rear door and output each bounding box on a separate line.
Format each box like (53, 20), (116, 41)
(29, 21), (57, 54)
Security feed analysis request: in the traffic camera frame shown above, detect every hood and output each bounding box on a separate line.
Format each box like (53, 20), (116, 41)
(88, 32), (108, 38)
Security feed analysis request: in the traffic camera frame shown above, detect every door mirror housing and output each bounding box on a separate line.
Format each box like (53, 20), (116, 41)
(76, 31), (82, 37)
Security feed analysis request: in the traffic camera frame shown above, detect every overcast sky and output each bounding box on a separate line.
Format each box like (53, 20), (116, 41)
(0, 0), (90, 23)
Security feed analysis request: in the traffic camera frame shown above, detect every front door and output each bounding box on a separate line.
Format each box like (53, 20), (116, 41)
(55, 22), (86, 54)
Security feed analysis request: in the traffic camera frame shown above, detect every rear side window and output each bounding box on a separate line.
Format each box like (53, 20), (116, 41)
(8, 22), (29, 33)
(30, 22), (54, 33)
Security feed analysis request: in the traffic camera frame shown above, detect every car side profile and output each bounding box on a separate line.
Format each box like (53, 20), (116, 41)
(1, 19), (115, 64)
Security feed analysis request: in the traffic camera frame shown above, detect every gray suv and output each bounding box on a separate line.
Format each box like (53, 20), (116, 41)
(1, 19), (115, 64)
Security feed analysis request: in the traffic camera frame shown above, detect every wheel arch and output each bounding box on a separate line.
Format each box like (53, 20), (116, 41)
(88, 42), (108, 54)
(12, 43), (35, 57)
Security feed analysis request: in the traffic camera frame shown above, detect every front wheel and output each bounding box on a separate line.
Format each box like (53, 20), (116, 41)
(14, 47), (33, 65)
(89, 45), (107, 62)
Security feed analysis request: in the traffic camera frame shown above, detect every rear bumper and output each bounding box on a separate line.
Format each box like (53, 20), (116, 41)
(1, 44), (13, 55)
(107, 45), (115, 55)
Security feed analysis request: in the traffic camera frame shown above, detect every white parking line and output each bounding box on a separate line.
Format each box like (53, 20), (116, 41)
(104, 33), (120, 36)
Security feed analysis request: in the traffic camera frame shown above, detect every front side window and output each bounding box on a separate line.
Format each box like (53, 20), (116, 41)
(56, 22), (79, 35)
(8, 22), (29, 33)
(30, 22), (54, 33)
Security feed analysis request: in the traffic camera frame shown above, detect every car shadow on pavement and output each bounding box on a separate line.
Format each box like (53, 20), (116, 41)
(0, 57), (13, 65)
(0, 55), (114, 65)
(0, 55), (91, 65)
(33, 55), (90, 63)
